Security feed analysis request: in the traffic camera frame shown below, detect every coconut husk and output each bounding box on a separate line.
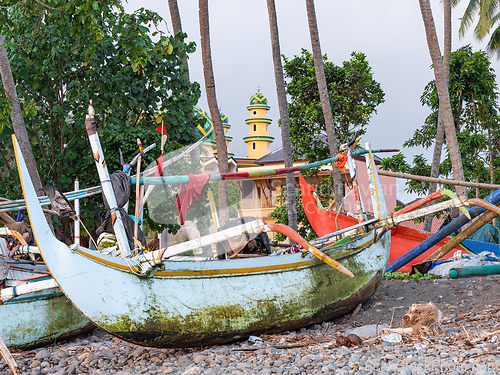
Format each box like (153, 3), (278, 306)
(402, 302), (442, 334)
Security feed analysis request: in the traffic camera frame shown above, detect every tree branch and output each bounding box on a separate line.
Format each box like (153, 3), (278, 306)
(33, 0), (62, 11)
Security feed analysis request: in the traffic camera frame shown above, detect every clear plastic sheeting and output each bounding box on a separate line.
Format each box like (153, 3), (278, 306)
(142, 140), (264, 258)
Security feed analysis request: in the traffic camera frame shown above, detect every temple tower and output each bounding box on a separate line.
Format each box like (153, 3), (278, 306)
(244, 92), (274, 159)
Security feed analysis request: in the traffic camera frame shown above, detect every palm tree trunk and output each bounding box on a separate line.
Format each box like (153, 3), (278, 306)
(305, 0), (344, 210)
(418, 0), (466, 199)
(266, 0), (298, 233)
(199, 0), (229, 224)
(0, 35), (52, 225)
(168, 0), (190, 83)
(423, 0), (451, 232)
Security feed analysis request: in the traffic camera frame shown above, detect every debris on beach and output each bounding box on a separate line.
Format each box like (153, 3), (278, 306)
(402, 302), (442, 334)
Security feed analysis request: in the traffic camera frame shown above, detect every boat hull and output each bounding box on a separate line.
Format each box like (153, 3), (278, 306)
(36, 231), (389, 348)
(1, 268), (91, 349)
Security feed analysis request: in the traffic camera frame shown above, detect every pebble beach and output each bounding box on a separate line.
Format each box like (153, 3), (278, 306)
(3, 276), (500, 375)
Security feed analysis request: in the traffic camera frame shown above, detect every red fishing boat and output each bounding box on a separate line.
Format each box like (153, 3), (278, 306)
(299, 174), (468, 273)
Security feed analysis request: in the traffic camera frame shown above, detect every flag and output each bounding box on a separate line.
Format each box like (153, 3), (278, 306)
(155, 153), (164, 177)
(155, 121), (167, 153)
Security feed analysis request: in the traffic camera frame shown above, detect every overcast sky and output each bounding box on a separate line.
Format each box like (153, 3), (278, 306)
(123, 0), (494, 202)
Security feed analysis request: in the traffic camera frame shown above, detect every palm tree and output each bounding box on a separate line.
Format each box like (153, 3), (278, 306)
(457, 0), (500, 56)
(198, 0), (229, 224)
(168, 0), (190, 82)
(424, 0), (452, 232)
(0, 34), (52, 225)
(266, 0), (298, 233)
(0, 36), (44, 194)
(305, 0), (344, 210)
(419, 0), (466, 198)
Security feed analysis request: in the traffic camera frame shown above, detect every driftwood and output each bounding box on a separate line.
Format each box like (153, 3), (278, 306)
(378, 170), (500, 189)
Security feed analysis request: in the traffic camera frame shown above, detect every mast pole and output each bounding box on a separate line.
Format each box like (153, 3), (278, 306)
(85, 105), (131, 257)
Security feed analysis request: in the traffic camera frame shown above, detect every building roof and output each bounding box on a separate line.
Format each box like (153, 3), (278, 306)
(249, 92), (268, 106)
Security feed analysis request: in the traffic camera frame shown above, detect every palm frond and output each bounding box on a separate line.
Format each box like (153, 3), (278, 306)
(486, 24), (500, 57)
(459, 0), (482, 37)
(474, 0), (500, 39)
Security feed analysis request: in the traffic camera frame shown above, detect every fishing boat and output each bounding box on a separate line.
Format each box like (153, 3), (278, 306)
(1, 240), (91, 349)
(298, 174), (474, 273)
(15, 123), (402, 347)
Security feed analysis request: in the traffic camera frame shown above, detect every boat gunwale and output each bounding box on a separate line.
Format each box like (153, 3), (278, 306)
(67, 230), (375, 278)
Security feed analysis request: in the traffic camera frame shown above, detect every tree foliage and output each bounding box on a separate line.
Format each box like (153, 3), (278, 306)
(383, 45), (500, 200)
(0, 1), (201, 237)
(283, 49), (385, 163)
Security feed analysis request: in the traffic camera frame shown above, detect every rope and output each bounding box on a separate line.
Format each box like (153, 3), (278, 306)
(77, 217), (99, 251)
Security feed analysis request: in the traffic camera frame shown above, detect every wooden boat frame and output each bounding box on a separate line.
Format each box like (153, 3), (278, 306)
(15, 136), (391, 348)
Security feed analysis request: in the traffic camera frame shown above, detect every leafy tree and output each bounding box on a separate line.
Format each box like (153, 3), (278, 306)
(283, 49), (384, 164)
(383, 45), (500, 201)
(0, 1), (201, 240)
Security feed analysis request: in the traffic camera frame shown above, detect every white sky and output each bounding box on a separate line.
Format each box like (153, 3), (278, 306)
(123, 0), (494, 202)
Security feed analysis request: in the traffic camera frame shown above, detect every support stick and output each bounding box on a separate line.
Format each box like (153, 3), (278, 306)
(134, 138), (143, 255)
(74, 178), (80, 246)
(0, 334), (17, 375)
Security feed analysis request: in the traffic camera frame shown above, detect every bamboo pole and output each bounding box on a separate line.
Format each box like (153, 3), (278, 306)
(133, 148), (399, 185)
(0, 334), (17, 375)
(0, 278), (58, 304)
(424, 200), (500, 262)
(378, 170), (500, 189)
(74, 179), (80, 246)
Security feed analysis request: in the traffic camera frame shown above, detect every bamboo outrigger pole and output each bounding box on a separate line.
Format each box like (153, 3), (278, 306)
(132, 148), (399, 185)
(85, 105), (131, 257)
(377, 170), (500, 189)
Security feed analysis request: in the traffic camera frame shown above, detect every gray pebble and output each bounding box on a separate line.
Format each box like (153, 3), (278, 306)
(35, 350), (51, 359)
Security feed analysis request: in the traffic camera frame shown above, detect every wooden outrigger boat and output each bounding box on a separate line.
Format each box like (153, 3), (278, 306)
(299, 175), (472, 273)
(1, 241), (90, 349)
(15, 130), (397, 348)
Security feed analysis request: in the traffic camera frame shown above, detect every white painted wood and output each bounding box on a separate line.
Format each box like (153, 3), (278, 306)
(0, 279), (58, 303)
(74, 179), (80, 246)
(86, 119), (130, 257)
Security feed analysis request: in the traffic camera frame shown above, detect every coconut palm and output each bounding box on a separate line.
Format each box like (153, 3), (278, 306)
(418, 0), (466, 198)
(424, 0), (452, 232)
(0, 36), (44, 196)
(457, 0), (500, 56)
(168, 0), (190, 82)
(266, 0), (298, 232)
(304, 0), (344, 210)
(198, 0), (229, 224)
